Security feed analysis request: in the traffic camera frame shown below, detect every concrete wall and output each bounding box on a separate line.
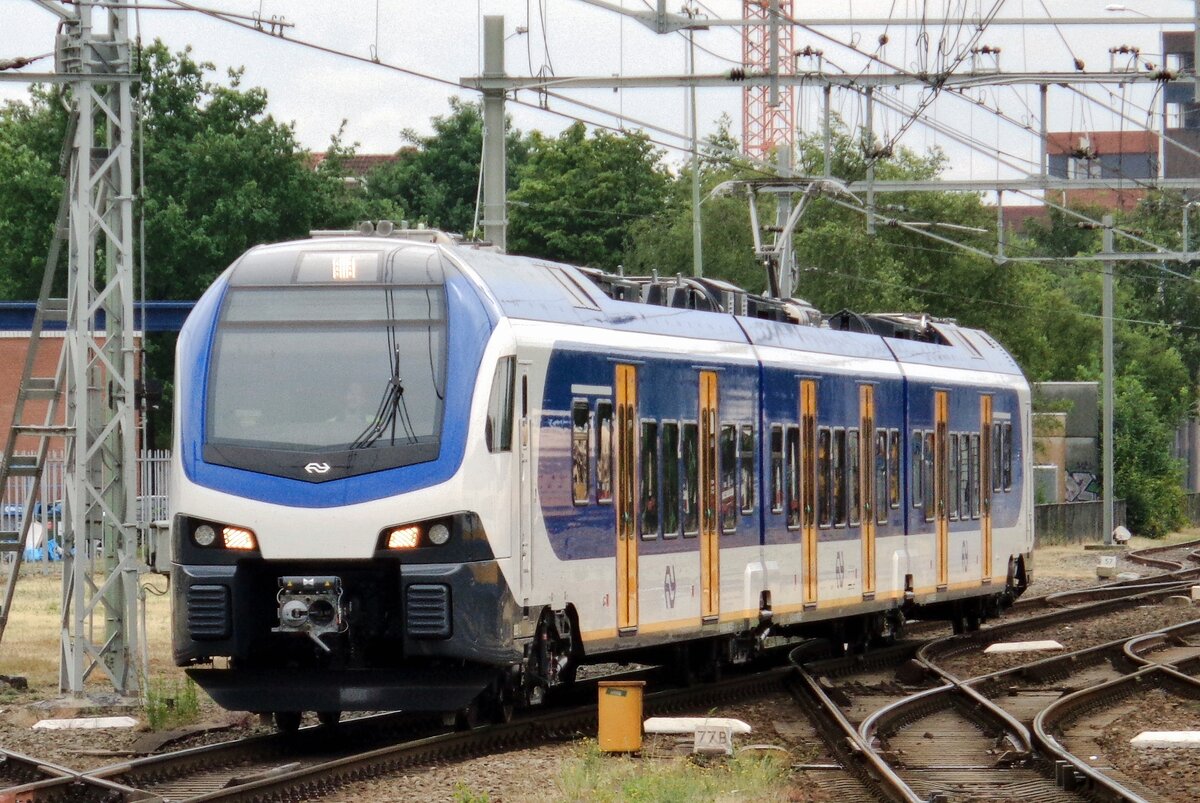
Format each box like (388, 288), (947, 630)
(1034, 500), (1126, 544)
(1036, 493), (1200, 543)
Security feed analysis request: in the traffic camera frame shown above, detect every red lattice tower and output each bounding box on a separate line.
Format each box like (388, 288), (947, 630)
(742, 1), (795, 159)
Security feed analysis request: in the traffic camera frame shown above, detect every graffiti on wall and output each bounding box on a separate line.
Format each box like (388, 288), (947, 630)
(1066, 471), (1100, 502)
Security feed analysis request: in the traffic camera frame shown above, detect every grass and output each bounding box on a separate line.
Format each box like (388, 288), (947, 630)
(0, 563), (176, 698)
(144, 677), (202, 730)
(1035, 527), (1200, 582)
(553, 740), (790, 803)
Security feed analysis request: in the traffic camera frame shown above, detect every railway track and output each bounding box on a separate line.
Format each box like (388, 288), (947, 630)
(5, 570), (1200, 802)
(791, 579), (1200, 802)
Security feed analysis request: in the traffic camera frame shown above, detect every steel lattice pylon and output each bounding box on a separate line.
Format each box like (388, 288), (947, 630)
(742, 0), (795, 158)
(53, 1), (142, 695)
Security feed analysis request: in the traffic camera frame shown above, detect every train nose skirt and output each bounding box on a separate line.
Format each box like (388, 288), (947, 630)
(185, 666), (497, 713)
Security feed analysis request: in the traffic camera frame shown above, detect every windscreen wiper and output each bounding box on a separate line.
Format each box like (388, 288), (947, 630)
(351, 345), (419, 450)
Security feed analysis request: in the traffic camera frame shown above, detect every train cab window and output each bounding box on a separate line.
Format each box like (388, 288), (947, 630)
(921, 431), (935, 523)
(1002, 422), (1013, 491)
(596, 401), (614, 504)
(485, 357), (515, 452)
(969, 433), (981, 518)
(874, 430), (888, 525)
(770, 425), (784, 514)
(817, 428), (832, 527)
(992, 423), (1003, 493)
(948, 434), (960, 520)
(662, 422), (680, 537)
(640, 420), (660, 539)
(720, 424), (737, 533)
(833, 429), (847, 527)
(571, 402), (590, 504)
(739, 425), (755, 514)
(911, 431), (924, 510)
(682, 423), (699, 536)
(847, 429), (860, 527)
(888, 429), (901, 509)
(786, 426), (801, 530)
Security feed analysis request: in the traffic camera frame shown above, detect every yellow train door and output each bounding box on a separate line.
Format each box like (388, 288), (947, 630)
(801, 379), (819, 606)
(699, 371), (719, 620)
(860, 385), (876, 598)
(935, 391), (950, 589)
(980, 395), (993, 584)
(615, 364), (638, 631)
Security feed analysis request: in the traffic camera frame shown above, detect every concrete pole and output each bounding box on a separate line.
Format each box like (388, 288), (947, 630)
(482, 16), (507, 251)
(1102, 214), (1115, 546)
(865, 87), (876, 235)
(1194, 0), (1199, 103)
(823, 85), (833, 177)
(690, 28), (703, 277)
(776, 146), (794, 298)
(1040, 85), (1049, 180)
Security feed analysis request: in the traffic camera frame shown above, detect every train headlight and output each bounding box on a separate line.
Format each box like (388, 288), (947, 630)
(193, 524), (217, 547)
(428, 523), (450, 546)
(222, 526), (257, 550)
(386, 525), (421, 549)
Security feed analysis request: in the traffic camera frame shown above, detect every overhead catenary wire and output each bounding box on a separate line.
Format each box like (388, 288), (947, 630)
(145, 0), (1199, 280)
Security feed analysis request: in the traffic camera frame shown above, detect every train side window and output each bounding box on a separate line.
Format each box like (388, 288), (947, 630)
(1002, 422), (1013, 491)
(786, 426), (801, 530)
(485, 356), (515, 452)
(922, 431), (935, 523)
(969, 433), (981, 518)
(596, 401), (614, 504)
(817, 427), (832, 527)
(571, 401), (590, 504)
(874, 430), (888, 525)
(720, 424), (737, 533)
(888, 429), (901, 509)
(948, 433), (960, 520)
(847, 428), (861, 526)
(739, 424), (755, 514)
(833, 428), (847, 526)
(640, 420), (660, 539)
(770, 425), (784, 514)
(992, 423), (1002, 493)
(682, 422), (699, 536)
(958, 434), (970, 520)
(911, 430), (924, 510)
(662, 422), (680, 537)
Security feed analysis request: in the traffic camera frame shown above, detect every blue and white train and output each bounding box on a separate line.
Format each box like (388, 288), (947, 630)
(171, 227), (1033, 727)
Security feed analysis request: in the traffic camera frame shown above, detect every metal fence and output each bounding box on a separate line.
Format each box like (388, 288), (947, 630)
(2, 449), (170, 560)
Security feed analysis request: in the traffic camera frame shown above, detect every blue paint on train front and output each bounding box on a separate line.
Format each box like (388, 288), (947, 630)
(177, 256), (498, 508)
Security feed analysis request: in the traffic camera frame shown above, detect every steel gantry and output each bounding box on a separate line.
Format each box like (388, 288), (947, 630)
(0, 0), (143, 697)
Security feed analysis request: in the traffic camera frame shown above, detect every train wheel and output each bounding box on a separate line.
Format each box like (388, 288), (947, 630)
(672, 643), (698, 687)
(452, 702), (480, 731)
(965, 606), (981, 633)
(483, 686), (515, 724)
(273, 711), (302, 733)
(317, 711), (340, 727)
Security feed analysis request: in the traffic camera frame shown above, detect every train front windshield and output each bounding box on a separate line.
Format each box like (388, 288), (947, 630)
(206, 283), (446, 459)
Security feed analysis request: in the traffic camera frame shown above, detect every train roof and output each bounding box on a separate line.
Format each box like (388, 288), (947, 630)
(279, 229), (1024, 378)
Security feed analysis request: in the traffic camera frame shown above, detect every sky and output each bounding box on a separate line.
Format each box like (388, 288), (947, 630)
(1, 0), (1196, 180)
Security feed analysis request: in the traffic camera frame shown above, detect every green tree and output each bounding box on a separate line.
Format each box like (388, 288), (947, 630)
(1114, 375), (1187, 537)
(364, 97), (529, 234)
(137, 42), (359, 300)
(508, 122), (671, 269)
(625, 115), (763, 289)
(0, 87), (68, 299)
